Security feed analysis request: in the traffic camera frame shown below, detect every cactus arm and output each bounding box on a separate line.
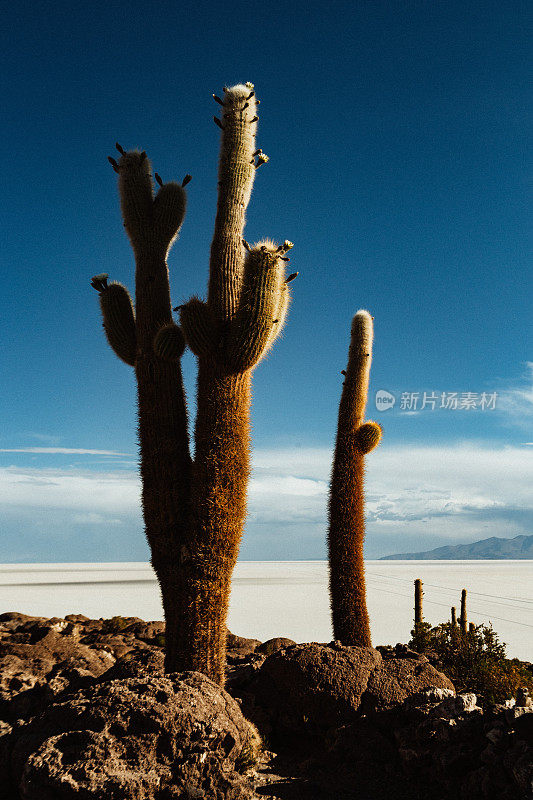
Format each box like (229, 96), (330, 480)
(354, 420), (382, 454)
(328, 310), (382, 647)
(153, 179), (189, 255)
(179, 298), (219, 359)
(100, 145), (192, 590)
(153, 323), (185, 361)
(91, 278), (137, 367)
(225, 241), (292, 372)
(207, 84), (258, 320)
(115, 149), (154, 250)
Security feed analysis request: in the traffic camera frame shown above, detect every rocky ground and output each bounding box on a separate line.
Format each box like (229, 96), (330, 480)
(0, 612), (531, 799)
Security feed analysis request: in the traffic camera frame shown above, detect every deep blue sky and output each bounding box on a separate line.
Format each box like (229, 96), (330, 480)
(1, 0), (531, 562)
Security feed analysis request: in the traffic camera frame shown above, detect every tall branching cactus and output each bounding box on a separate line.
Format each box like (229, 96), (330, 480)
(327, 310), (382, 647)
(91, 84), (294, 684)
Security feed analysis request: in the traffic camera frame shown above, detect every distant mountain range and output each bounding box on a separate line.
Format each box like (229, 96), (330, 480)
(380, 534), (533, 560)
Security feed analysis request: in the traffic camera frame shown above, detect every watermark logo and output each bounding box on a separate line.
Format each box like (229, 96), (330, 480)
(375, 390), (498, 412)
(375, 390), (396, 411)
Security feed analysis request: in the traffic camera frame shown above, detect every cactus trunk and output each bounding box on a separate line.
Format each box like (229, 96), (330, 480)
(134, 252), (191, 578)
(328, 311), (382, 647)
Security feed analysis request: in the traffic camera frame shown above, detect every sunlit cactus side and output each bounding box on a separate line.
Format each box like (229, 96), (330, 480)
(91, 84), (294, 685)
(327, 310), (382, 647)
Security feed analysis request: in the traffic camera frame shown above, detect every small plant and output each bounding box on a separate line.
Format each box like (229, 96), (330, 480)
(234, 722), (263, 774)
(409, 620), (433, 653)
(409, 620), (533, 704)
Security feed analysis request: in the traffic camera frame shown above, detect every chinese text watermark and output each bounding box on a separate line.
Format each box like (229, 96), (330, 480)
(375, 390), (497, 412)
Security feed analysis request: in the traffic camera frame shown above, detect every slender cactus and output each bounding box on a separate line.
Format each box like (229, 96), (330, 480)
(327, 310), (382, 646)
(414, 579), (423, 626)
(92, 85), (293, 684)
(460, 589), (468, 634)
(451, 606), (457, 626)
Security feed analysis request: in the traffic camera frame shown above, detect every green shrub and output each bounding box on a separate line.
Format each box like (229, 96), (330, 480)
(409, 621), (533, 704)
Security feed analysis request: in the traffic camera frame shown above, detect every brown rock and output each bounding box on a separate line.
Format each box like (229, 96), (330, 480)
(0, 629), (115, 722)
(256, 638), (296, 657)
(123, 619), (165, 643)
(226, 631), (262, 657)
(64, 614), (91, 624)
(251, 643), (382, 734)
(360, 656), (455, 714)
(251, 643), (454, 738)
(99, 647), (165, 681)
(11, 672), (257, 799)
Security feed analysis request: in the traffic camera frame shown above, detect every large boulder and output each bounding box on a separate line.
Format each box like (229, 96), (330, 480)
(8, 672), (258, 799)
(255, 638), (296, 658)
(250, 642), (454, 737)
(360, 651), (456, 714)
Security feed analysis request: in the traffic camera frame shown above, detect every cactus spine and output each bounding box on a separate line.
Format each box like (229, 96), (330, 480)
(92, 85), (293, 684)
(327, 310), (382, 646)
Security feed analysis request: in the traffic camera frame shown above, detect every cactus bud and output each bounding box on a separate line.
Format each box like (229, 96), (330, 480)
(355, 421), (382, 454)
(154, 323), (185, 361)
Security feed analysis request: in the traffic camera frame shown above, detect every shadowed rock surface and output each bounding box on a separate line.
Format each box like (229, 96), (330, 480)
(1, 614), (531, 800)
(7, 672), (256, 799)
(248, 642), (454, 735)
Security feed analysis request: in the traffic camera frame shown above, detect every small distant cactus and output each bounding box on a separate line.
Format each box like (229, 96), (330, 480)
(327, 310), (382, 646)
(91, 84), (294, 684)
(460, 589), (468, 634)
(414, 579), (423, 626)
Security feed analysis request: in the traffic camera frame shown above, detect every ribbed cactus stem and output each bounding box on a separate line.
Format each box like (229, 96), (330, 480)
(451, 606), (457, 626)
(98, 282), (137, 366)
(226, 241), (290, 372)
(350, 311), (373, 425)
(460, 589), (468, 633)
(208, 84), (258, 320)
(328, 310), (382, 647)
(414, 579), (423, 626)
(179, 298), (218, 359)
(117, 150), (153, 249)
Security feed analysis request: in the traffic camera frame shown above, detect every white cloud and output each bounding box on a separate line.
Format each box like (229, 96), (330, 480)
(0, 442), (531, 559)
(0, 448), (133, 456)
(0, 467), (140, 511)
(248, 443), (532, 545)
(71, 513), (124, 525)
(496, 362), (533, 426)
